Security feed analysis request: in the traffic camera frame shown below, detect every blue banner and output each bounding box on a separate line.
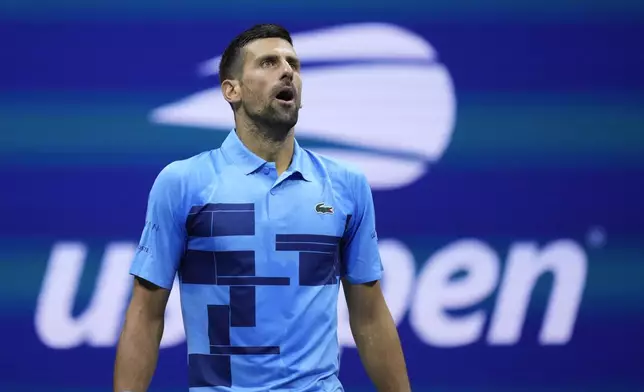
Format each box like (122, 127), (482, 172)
(1, 2), (643, 392)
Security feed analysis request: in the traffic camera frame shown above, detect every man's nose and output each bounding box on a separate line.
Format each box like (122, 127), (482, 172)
(280, 60), (294, 80)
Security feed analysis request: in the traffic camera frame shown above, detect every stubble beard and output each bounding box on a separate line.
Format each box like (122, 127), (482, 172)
(249, 101), (299, 142)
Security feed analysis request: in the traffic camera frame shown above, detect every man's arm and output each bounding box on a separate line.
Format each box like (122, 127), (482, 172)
(113, 163), (186, 392)
(340, 170), (410, 391)
(343, 280), (410, 392)
(114, 278), (169, 392)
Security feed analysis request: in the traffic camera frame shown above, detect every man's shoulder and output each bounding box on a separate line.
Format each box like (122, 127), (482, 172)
(158, 150), (215, 180)
(150, 150), (219, 199)
(303, 148), (369, 186)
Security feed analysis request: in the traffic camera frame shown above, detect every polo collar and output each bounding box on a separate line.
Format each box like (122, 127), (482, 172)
(221, 129), (312, 181)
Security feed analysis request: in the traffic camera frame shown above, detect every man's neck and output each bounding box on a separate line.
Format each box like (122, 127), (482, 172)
(235, 120), (295, 175)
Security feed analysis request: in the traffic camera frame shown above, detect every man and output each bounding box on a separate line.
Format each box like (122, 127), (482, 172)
(113, 23), (410, 392)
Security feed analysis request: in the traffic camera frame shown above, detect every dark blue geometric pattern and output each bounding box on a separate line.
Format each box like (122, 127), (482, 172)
(230, 286), (255, 327)
(275, 234), (342, 286)
(184, 204), (290, 388)
(189, 353), (231, 388)
(180, 249), (292, 287)
(210, 346), (281, 355)
(298, 252), (338, 286)
(187, 203), (255, 237)
(208, 305), (231, 345)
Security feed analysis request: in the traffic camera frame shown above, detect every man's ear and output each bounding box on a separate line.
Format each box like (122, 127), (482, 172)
(222, 79), (241, 105)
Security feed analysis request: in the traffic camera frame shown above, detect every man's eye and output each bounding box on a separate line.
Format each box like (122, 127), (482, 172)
(261, 59), (275, 67)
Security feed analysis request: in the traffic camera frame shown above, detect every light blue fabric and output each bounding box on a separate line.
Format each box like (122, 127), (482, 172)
(130, 129), (383, 391)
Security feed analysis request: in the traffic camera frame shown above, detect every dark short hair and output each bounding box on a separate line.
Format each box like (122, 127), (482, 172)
(218, 24), (293, 84)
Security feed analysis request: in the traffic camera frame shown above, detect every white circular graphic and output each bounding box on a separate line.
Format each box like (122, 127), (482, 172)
(150, 23), (457, 190)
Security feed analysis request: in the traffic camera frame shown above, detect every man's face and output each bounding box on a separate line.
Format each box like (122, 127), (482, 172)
(238, 38), (302, 131)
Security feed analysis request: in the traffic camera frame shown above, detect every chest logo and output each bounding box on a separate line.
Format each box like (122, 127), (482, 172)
(315, 202), (334, 215)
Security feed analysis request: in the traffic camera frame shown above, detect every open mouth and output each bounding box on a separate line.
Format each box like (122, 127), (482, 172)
(275, 88), (295, 103)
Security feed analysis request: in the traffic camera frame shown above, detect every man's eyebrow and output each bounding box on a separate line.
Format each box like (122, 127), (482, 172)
(285, 55), (300, 66)
(256, 54), (278, 61)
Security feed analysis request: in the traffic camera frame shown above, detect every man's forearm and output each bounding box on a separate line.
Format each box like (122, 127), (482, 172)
(113, 312), (164, 392)
(351, 311), (411, 392)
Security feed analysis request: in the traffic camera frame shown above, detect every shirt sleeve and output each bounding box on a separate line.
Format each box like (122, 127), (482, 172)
(129, 164), (187, 290)
(341, 171), (383, 284)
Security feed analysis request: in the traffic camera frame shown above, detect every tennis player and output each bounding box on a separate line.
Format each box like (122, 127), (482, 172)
(114, 23), (410, 392)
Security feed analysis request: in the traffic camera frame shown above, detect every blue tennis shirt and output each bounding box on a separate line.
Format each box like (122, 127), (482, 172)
(129, 129), (383, 391)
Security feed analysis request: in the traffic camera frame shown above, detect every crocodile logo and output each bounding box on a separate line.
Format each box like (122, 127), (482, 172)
(315, 202), (334, 215)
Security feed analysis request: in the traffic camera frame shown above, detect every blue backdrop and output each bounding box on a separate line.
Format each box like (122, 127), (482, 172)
(1, 1), (644, 391)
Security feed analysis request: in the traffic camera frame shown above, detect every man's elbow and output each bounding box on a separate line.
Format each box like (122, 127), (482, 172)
(350, 301), (395, 334)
